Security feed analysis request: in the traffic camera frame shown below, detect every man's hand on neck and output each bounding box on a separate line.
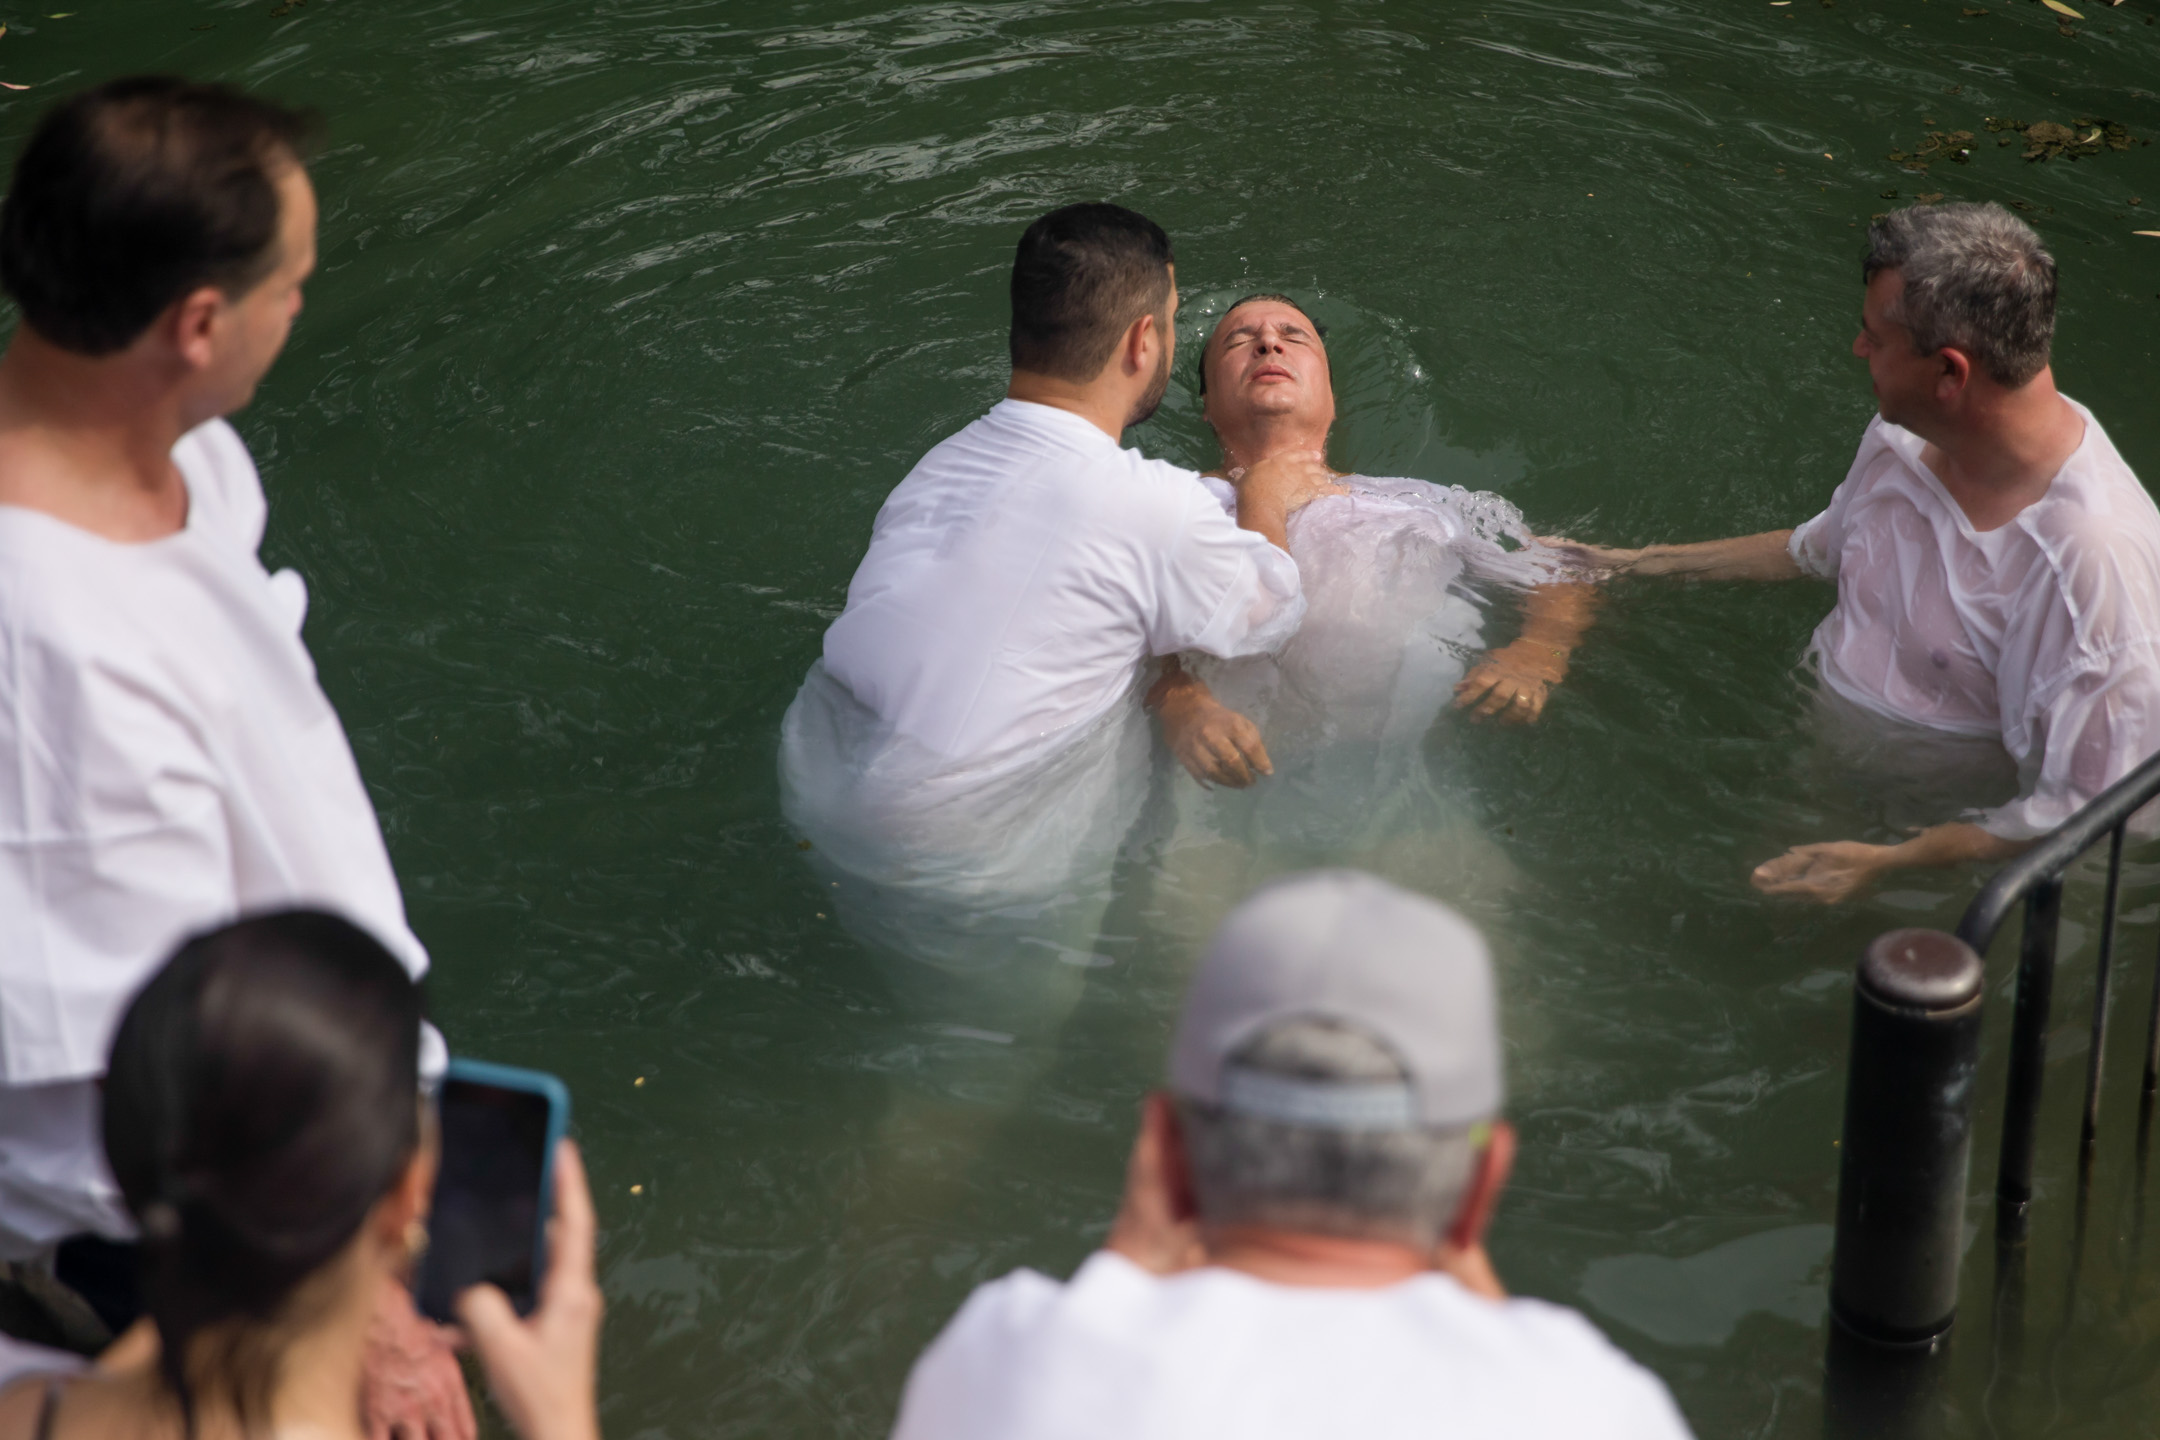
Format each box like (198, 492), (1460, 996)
(1227, 449), (1346, 552)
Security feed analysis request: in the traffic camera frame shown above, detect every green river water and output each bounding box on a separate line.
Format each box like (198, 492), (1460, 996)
(20, 0), (2160, 1433)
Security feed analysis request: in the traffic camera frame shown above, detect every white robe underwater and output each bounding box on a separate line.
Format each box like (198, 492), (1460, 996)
(779, 400), (1303, 978)
(1176, 474), (1558, 865)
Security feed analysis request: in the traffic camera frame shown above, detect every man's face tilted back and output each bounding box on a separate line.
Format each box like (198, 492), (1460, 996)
(1202, 299), (1335, 441)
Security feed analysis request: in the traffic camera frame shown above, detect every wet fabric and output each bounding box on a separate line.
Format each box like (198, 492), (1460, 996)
(1177, 475), (1555, 861)
(782, 400), (1302, 975)
(1790, 402), (2160, 838)
(890, 1250), (1696, 1440)
(818, 399), (1303, 765)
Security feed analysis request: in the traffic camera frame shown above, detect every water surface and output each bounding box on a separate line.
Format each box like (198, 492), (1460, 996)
(18, 0), (2160, 1433)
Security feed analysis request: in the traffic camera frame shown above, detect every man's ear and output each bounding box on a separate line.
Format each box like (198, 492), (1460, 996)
(1443, 1120), (1516, 1253)
(1934, 345), (1974, 402)
(167, 285), (227, 373)
(1145, 1090), (1199, 1222)
(1120, 310), (1159, 379)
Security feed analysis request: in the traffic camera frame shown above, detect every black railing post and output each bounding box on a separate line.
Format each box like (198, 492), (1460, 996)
(1996, 879), (2063, 1238)
(1830, 929), (1986, 1347)
(2080, 823), (2127, 1156)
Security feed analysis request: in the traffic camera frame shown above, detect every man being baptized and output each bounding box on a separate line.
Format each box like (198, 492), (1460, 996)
(1146, 294), (1597, 876)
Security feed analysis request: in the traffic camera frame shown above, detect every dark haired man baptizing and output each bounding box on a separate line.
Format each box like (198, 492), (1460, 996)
(0, 79), (466, 1434)
(781, 203), (1325, 985)
(1581, 202), (2160, 902)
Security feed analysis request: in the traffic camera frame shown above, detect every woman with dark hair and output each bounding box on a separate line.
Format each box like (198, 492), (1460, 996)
(0, 911), (603, 1440)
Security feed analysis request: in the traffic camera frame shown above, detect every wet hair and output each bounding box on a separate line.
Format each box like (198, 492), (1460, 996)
(1177, 1017), (1478, 1249)
(0, 75), (320, 356)
(103, 910), (422, 1437)
(1863, 202), (2056, 388)
(1009, 202), (1174, 382)
(1197, 292), (1327, 397)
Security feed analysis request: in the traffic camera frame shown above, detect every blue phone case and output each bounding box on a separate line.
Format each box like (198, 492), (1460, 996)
(431, 1058), (571, 1316)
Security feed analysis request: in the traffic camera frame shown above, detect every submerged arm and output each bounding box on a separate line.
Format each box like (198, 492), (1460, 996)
(1452, 581), (1600, 725)
(1147, 657), (1273, 789)
(1559, 529), (1805, 582)
(1751, 822), (2030, 904)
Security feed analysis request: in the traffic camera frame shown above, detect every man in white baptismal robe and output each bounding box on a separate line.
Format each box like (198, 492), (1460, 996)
(1143, 294), (1598, 909)
(1582, 202), (2160, 902)
(780, 205), (1320, 976)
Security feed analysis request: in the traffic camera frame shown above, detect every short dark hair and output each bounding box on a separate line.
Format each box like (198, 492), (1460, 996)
(1198, 292), (1325, 397)
(0, 76), (319, 356)
(1863, 202), (2055, 387)
(1009, 202), (1174, 382)
(104, 910), (422, 1437)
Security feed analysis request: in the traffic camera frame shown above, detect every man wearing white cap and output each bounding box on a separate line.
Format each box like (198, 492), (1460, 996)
(888, 870), (1694, 1440)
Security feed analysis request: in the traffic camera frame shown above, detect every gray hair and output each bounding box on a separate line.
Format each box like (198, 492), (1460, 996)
(1177, 1016), (1480, 1249)
(1863, 202), (2056, 387)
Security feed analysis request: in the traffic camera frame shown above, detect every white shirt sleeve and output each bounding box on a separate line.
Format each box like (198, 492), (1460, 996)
(1981, 644), (2160, 839)
(1790, 423), (1891, 580)
(1150, 483), (1305, 660)
(1789, 488), (1851, 580)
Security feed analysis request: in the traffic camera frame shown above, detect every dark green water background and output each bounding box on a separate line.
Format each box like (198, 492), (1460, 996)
(24, 0), (2160, 1433)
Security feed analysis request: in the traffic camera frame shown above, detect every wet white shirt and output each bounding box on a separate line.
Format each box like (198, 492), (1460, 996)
(0, 419), (427, 1252)
(821, 399), (1304, 767)
(891, 1251), (1696, 1440)
(1790, 402), (2160, 838)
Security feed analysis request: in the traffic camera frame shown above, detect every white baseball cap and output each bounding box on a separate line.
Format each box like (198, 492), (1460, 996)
(1169, 870), (1504, 1131)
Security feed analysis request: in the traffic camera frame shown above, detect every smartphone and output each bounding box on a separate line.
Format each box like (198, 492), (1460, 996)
(415, 1058), (571, 1324)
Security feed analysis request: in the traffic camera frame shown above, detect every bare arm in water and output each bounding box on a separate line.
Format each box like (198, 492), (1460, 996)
(1752, 822), (2029, 904)
(1452, 581), (1601, 725)
(1561, 527), (2037, 900)
(1149, 657), (1273, 789)
(1554, 529), (1804, 582)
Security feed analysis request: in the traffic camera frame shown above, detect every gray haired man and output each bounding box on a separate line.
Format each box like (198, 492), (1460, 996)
(1580, 201), (2160, 902)
(889, 871), (1694, 1440)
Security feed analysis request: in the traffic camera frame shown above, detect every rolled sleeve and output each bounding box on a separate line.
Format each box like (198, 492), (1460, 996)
(1789, 505), (1843, 580)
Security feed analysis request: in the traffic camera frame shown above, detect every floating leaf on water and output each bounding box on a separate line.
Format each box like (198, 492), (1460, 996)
(2058, 22), (2078, 34)
(2041, 0), (2083, 16)
(1880, 189), (1900, 198)
(0, 81), (28, 90)
(2136, 229), (2160, 237)
(44, 10), (68, 15)
(1917, 191), (1945, 202)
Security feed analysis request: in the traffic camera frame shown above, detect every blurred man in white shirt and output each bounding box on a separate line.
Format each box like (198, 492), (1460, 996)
(0, 77), (465, 1436)
(1574, 202), (2160, 902)
(891, 871), (1695, 1440)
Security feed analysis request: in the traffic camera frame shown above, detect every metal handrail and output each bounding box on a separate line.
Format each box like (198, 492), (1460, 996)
(1955, 746), (2160, 1236)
